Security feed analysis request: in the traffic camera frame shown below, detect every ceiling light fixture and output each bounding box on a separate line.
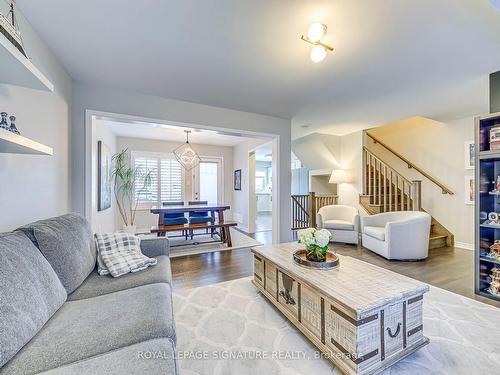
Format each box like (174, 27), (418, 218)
(173, 130), (201, 171)
(301, 23), (333, 63)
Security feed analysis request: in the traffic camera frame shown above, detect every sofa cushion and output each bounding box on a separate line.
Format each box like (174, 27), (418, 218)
(0, 231), (67, 368)
(323, 219), (354, 231)
(36, 338), (177, 375)
(68, 255), (172, 301)
(18, 214), (96, 294)
(1, 283), (176, 375)
(364, 226), (386, 241)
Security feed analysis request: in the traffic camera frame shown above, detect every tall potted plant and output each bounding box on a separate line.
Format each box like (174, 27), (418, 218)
(112, 149), (152, 234)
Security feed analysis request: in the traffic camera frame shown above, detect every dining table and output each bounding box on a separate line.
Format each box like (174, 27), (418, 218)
(150, 203), (236, 247)
(150, 203), (231, 225)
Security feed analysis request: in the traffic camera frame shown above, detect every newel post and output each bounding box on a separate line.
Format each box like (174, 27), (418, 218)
(411, 181), (422, 211)
(309, 191), (317, 228)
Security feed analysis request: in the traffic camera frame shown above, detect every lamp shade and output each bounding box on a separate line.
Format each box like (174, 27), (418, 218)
(329, 169), (347, 184)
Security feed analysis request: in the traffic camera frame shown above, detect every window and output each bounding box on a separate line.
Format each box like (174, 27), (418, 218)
(291, 152), (303, 170)
(132, 152), (183, 205)
(160, 159), (182, 202)
(256, 171), (266, 192)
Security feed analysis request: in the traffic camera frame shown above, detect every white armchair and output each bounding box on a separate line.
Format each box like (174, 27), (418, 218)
(361, 211), (431, 260)
(316, 205), (359, 245)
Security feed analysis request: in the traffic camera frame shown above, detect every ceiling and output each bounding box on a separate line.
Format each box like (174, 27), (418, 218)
(101, 119), (252, 146)
(17, 1), (500, 137)
(254, 143), (273, 162)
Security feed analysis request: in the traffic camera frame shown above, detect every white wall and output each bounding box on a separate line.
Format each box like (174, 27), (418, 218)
(115, 136), (234, 232)
(366, 116), (479, 247)
(72, 83), (292, 242)
(338, 131), (364, 208)
(292, 133), (342, 170)
(0, 10), (72, 231)
(90, 120), (117, 233)
(291, 131), (362, 208)
(232, 139), (267, 230)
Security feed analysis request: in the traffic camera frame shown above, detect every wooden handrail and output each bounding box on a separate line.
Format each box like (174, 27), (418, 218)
(363, 147), (413, 186)
(366, 132), (454, 195)
(291, 193), (338, 230)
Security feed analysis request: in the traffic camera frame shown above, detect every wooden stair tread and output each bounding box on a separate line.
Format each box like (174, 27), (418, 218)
(429, 234), (447, 240)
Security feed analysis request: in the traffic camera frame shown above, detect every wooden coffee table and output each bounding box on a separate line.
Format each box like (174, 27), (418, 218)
(252, 242), (429, 375)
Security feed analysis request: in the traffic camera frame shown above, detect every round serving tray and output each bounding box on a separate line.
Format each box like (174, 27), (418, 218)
(293, 249), (339, 270)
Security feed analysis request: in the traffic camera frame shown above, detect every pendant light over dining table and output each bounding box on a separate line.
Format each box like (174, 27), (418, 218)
(173, 130), (201, 171)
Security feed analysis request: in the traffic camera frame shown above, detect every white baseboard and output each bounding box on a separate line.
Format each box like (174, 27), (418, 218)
(454, 241), (473, 251)
(237, 225), (249, 233)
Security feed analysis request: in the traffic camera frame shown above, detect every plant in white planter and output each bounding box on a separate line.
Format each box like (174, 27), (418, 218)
(112, 149), (152, 234)
(297, 228), (332, 262)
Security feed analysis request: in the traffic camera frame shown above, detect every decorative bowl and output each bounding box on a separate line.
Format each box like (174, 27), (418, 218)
(293, 249), (339, 270)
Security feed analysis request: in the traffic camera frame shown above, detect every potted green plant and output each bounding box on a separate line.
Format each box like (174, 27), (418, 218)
(297, 228), (332, 262)
(112, 149), (152, 234)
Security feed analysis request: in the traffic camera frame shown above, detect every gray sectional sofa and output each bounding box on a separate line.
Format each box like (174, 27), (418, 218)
(0, 214), (177, 375)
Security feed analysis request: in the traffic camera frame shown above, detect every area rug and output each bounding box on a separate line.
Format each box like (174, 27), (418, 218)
(173, 277), (500, 375)
(167, 229), (262, 258)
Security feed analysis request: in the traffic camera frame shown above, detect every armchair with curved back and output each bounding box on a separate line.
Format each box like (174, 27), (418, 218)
(316, 205), (360, 245)
(361, 211), (431, 260)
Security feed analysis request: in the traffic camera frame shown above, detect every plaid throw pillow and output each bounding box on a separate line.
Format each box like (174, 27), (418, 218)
(94, 233), (157, 278)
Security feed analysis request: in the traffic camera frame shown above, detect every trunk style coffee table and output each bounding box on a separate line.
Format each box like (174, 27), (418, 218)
(252, 242), (429, 375)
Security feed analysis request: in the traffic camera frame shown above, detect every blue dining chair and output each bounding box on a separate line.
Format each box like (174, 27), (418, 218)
(161, 201), (188, 225)
(160, 201), (188, 239)
(188, 201), (215, 238)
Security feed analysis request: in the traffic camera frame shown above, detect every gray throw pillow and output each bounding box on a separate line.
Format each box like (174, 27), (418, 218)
(18, 214), (97, 294)
(0, 231), (67, 368)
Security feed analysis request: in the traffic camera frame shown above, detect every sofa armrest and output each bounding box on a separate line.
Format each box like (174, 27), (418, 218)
(386, 216), (430, 250)
(316, 213), (323, 228)
(361, 214), (388, 229)
(140, 237), (170, 258)
(353, 214), (360, 232)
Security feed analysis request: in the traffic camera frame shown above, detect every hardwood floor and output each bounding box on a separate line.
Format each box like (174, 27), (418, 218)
(171, 234), (500, 308)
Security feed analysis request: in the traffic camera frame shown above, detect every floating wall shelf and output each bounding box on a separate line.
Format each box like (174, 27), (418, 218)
(0, 33), (54, 92)
(0, 130), (53, 155)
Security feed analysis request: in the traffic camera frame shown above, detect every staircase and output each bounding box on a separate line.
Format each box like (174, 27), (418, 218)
(291, 192), (338, 230)
(361, 144), (454, 249)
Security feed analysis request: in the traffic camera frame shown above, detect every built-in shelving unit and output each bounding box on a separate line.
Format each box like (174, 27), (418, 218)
(0, 32), (54, 92)
(0, 31), (54, 155)
(475, 111), (500, 302)
(0, 130), (52, 155)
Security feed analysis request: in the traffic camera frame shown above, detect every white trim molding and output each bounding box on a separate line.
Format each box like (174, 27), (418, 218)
(454, 241), (473, 251)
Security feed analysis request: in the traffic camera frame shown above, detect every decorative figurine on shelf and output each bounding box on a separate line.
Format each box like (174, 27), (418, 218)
(8, 115), (19, 134)
(480, 172), (489, 193)
(0, 112), (8, 130)
(487, 268), (500, 297)
(0, 1), (27, 57)
(489, 241), (500, 261)
(484, 212), (500, 226)
(488, 176), (500, 195)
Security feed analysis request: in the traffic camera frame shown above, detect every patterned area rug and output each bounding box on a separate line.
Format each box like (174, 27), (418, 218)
(166, 229), (262, 258)
(173, 277), (500, 375)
